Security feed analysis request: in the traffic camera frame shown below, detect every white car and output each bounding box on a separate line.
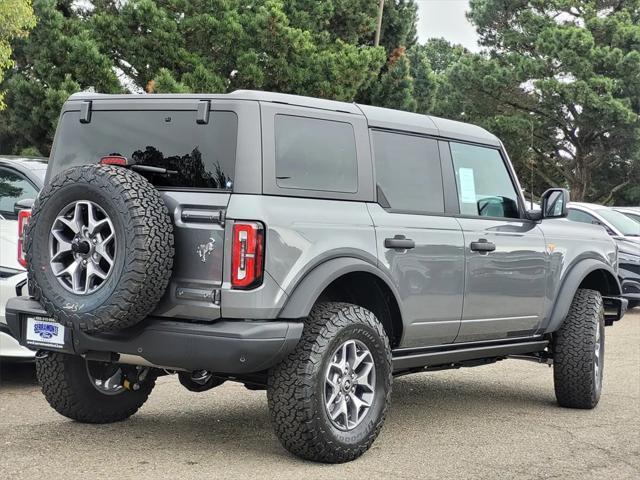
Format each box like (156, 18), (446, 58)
(614, 207), (640, 224)
(0, 156), (46, 360)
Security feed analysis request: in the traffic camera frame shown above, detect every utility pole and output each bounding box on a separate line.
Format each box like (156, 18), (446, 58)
(374, 0), (385, 47)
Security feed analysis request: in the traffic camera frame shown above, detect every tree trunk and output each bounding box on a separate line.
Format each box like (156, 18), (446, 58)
(569, 155), (590, 202)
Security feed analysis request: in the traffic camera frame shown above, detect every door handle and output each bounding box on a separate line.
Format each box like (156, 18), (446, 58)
(385, 236), (415, 250)
(470, 239), (496, 253)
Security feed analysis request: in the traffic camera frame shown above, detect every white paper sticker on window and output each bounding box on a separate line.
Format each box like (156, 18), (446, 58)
(458, 168), (476, 203)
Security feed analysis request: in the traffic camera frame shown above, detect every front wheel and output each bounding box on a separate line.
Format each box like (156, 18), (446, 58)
(36, 352), (157, 423)
(267, 302), (392, 463)
(553, 289), (605, 409)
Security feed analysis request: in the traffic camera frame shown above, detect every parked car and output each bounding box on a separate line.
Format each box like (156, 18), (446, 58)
(613, 207), (640, 224)
(5, 91), (627, 463)
(0, 156), (47, 359)
(567, 203), (640, 309)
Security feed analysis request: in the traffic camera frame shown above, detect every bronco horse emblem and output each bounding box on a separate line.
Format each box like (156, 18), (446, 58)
(196, 237), (216, 263)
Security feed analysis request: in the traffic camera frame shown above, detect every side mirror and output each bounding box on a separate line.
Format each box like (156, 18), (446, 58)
(540, 188), (570, 219)
(13, 198), (35, 216)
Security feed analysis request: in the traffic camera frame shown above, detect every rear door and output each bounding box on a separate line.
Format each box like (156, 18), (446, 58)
(445, 142), (548, 342)
(368, 131), (465, 348)
(49, 99), (258, 321)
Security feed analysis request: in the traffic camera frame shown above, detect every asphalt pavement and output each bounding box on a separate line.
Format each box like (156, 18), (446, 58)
(1, 310), (638, 480)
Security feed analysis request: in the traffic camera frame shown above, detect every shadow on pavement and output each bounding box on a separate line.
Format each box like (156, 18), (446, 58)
(0, 361), (38, 388)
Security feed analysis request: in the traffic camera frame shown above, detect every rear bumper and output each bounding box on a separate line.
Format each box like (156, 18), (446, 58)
(5, 297), (303, 374)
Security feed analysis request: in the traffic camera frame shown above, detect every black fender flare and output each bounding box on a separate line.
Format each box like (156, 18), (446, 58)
(544, 259), (621, 334)
(278, 257), (404, 320)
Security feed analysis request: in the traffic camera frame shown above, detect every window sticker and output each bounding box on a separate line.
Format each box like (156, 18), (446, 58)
(458, 168), (477, 203)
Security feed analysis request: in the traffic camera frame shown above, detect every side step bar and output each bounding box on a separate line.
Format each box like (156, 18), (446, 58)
(392, 339), (549, 372)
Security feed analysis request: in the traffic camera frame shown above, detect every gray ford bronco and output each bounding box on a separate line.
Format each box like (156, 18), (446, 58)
(5, 90), (628, 463)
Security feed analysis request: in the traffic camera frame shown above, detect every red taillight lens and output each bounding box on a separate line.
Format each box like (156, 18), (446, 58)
(100, 155), (128, 166)
(231, 221), (265, 289)
(17, 209), (32, 268)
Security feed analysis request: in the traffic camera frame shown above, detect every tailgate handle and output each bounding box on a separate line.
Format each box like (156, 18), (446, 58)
(181, 209), (225, 225)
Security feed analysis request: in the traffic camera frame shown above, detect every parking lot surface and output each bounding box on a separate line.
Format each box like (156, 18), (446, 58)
(1, 310), (639, 480)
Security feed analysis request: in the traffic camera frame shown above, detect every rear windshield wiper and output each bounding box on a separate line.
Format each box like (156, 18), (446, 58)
(130, 164), (178, 176)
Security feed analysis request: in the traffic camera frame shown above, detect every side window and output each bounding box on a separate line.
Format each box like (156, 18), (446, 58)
(0, 167), (38, 220)
(567, 209), (599, 225)
(275, 114), (357, 193)
(450, 142), (520, 219)
(371, 130), (444, 214)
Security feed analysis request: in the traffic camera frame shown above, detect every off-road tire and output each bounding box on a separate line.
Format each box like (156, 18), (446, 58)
(267, 302), (392, 463)
(27, 165), (174, 333)
(36, 352), (157, 423)
(628, 301), (639, 310)
(553, 288), (605, 409)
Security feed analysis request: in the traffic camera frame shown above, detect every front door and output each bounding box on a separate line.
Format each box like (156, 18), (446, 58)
(368, 130), (465, 348)
(446, 142), (548, 342)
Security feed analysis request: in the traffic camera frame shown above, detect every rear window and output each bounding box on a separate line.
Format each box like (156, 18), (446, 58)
(274, 114), (357, 193)
(50, 110), (238, 189)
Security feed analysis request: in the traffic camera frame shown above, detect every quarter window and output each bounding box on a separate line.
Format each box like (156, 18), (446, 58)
(274, 115), (358, 193)
(372, 131), (444, 213)
(450, 142), (520, 219)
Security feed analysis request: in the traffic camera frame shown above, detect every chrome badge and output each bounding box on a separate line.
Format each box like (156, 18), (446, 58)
(197, 238), (216, 263)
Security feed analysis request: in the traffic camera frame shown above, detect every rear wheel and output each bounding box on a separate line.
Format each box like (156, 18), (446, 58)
(553, 289), (605, 409)
(267, 302), (392, 463)
(36, 352), (157, 423)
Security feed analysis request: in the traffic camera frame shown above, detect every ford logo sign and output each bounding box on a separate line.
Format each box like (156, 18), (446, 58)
(34, 323), (59, 340)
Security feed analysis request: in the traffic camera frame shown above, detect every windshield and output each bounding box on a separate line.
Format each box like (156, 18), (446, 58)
(597, 209), (640, 236)
(620, 211), (640, 225)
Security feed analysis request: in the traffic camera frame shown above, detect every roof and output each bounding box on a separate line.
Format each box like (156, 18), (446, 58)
(569, 202), (608, 211)
(66, 90), (501, 146)
(0, 156), (48, 172)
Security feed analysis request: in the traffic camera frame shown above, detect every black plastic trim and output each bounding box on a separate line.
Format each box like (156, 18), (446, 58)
(5, 297), (303, 374)
(392, 338), (548, 372)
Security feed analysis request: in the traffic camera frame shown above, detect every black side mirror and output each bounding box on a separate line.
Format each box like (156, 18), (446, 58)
(541, 188), (570, 219)
(13, 198), (34, 215)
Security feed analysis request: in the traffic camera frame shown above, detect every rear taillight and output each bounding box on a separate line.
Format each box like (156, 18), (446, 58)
(231, 221), (264, 289)
(17, 209), (32, 268)
(100, 155), (128, 166)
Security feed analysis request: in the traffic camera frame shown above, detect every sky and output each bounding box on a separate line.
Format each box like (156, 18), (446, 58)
(415, 0), (480, 51)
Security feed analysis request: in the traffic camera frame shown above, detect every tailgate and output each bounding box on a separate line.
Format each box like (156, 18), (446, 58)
(152, 191), (230, 321)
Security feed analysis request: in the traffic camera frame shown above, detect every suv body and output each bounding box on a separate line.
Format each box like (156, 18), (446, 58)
(4, 91), (628, 462)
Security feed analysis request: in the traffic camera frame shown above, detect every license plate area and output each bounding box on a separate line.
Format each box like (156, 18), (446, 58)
(24, 316), (71, 350)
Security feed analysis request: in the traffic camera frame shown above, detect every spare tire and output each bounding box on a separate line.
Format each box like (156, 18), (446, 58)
(26, 165), (174, 333)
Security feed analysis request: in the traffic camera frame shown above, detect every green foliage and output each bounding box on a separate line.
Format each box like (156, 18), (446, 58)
(90, 0), (385, 100)
(0, 0), (637, 205)
(1, 0), (121, 154)
(0, 0), (36, 109)
(371, 49), (416, 112)
(455, 0), (640, 203)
